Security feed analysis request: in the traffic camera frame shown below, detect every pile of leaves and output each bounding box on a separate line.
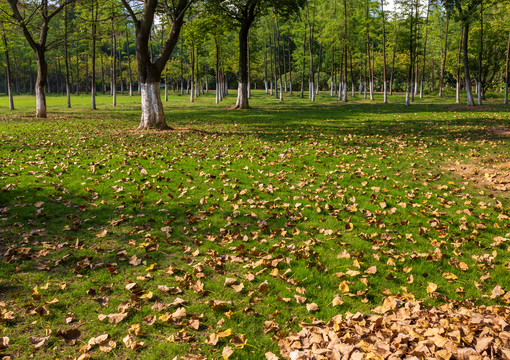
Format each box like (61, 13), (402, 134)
(278, 296), (510, 360)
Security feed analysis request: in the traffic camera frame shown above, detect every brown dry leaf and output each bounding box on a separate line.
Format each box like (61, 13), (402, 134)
(172, 307), (187, 320)
(230, 333), (247, 349)
(427, 282), (438, 294)
(56, 328), (81, 345)
(232, 283), (245, 292)
(99, 340), (117, 353)
(265, 352), (280, 360)
(458, 262), (469, 271)
(306, 303), (319, 312)
(123, 335), (145, 350)
(364, 266), (377, 274)
(29, 336), (49, 348)
(491, 285), (505, 299)
(224, 277), (237, 286)
(128, 323), (143, 336)
(217, 328), (232, 338)
(206, 332), (219, 346)
(222, 345), (234, 359)
(169, 297), (187, 306)
(294, 295), (307, 304)
(332, 295), (344, 306)
(108, 312), (128, 324)
(96, 229), (108, 238)
(0, 337), (8, 350)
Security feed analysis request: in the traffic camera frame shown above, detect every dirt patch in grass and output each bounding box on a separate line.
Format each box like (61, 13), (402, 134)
(447, 105), (496, 112)
(491, 127), (510, 138)
(442, 158), (510, 191)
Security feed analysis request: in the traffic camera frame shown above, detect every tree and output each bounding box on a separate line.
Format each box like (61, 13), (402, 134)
(443, 0), (483, 106)
(7, 0), (76, 118)
(207, 0), (304, 109)
(121, 0), (193, 130)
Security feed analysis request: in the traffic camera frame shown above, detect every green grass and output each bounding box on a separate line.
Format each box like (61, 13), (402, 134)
(0, 90), (509, 359)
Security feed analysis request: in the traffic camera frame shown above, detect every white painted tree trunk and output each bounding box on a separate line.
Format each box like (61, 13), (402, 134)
(190, 80), (194, 102)
(138, 82), (168, 130)
(477, 81), (482, 105)
(36, 83), (46, 118)
(265, 80), (268, 94)
(235, 81), (249, 109)
(456, 81), (460, 104)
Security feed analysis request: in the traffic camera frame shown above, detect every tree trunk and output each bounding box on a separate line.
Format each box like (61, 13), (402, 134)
(462, 21), (474, 106)
(389, 28), (397, 96)
(111, 16), (117, 107)
(477, 2), (483, 105)
(64, 8), (71, 107)
(288, 35), (292, 95)
(190, 46), (195, 103)
(126, 27), (133, 96)
(76, 48), (79, 96)
(381, 0), (387, 103)
(35, 55), (47, 118)
(505, 30), (510, 105)
(456, 27), (463, 104)
(306, 2), (315, 101)
(439, 16), (449, 97)
(264, 38), (268, 94)
(366, 0), (372, 100)
(91, 0), (97, 110)
(419, 0), (430, 99)
(235, 22), (251, 109)
(12, 51), (19, 95)
(301, 24), (306, 99)
(139, 82), (167, 130)
(3, 33), (14, 110)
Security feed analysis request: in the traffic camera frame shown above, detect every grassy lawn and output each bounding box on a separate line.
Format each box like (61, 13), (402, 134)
(0, 90), (509, 359)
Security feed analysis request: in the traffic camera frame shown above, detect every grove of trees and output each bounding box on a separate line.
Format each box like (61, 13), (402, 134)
(1, 0), (509, 128)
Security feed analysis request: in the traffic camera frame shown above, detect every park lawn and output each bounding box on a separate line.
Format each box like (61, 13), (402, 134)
(0, 91), (509, 359)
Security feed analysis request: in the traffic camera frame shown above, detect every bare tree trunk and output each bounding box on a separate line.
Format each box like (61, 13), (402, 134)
(439, 16), (449, 97)
(381, 0), (387, 103)
(419, 0), (430, 99)
(76, 48), (80, 96)
(300, 23), (306, 99)
(126, 27), (133, 96)
(275, 17), (283, 101)
(2, 33), (14, 110)
(306, 2), (315, 101)
(101, 52), (106, 94)
(283, 33), (288, 93)
(35, 54), (47, 118)
(456, 27), (463, 104)
(235, 21), (252, 109)
(111, 15), (117, 107)
(343, 0), (348, 102)
(288, 35), (292, 95)
(316, 42), (321, 95)
(91, 0), (97, 110)
(477, 2), (483, 105)
(389, 28), (397, 96)
(366, 0), (372, 100)
(164, 70), (168, 102)
(264, 38), (268, 94)
(462, 21), (475, 106)
(64, 8), (71, 107)
(12, 51), (19, 95)
(216, 37), (220, 103)
(505, 30), (510, 105)
(190, 45), (195, 102)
